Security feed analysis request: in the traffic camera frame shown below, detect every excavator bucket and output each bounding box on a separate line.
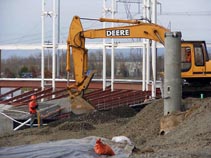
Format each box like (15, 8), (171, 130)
(70, 95), (95, 115)
(67, 70), (96, 115)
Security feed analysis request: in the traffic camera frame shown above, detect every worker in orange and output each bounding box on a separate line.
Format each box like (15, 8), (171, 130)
(28, 95), (40, 128)
(186, 49), (191, 62)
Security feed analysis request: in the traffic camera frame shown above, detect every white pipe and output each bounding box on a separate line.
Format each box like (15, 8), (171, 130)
(0, 112), (47, 129)
(41, 0), (45, 91)
(0, 112), (27, 125)
(111, 42), (114, 92)
(52, 0), (57, 96)
(103, 45), (106, 90)
(146, 0), (151, 91)
(57, 0), (60, 78)
(151, 0), (157, 98)
(2, 109), (29, 114)
(111, 0), (115, 92)
(142, 0), (147, 91)
(146, 40), (150, 91)
(142, 43), (146, 91)
(14, 118), (31, 131)
(103, 0), (106, 91)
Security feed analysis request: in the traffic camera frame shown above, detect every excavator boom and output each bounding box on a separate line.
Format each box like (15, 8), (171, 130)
(66, 15), (169, 95)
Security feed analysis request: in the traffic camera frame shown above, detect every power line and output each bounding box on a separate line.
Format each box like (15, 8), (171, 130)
(159, 11), (211, 16)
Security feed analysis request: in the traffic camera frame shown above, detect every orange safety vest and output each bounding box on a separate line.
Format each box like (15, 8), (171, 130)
(29, 101), (38, 114)
(186, 54), (191, 62)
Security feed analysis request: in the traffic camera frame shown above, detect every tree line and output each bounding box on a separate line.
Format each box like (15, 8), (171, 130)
(1, 49), (164, 80)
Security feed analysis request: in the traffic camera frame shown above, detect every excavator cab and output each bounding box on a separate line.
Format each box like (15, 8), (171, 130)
(181, 41), (211, 84)
(181, 46), (192, 72)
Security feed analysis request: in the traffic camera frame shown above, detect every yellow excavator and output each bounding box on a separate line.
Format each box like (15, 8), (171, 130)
(66, 15), (211, 114)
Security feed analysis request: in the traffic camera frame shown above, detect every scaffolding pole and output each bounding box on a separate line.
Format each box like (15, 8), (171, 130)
(151, 0), (157, 98)
(41, 0), (45, 91)
(111, 0), (115, 91)
(103, 0), (107, 91)
(146, 0), (151, 91)
(142, 0), (147, 91)
(52, 0), (57, 94)
(41, 0), (58, 97)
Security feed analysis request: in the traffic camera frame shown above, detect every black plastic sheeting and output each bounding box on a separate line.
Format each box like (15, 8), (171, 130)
(0, 136), (134, 158)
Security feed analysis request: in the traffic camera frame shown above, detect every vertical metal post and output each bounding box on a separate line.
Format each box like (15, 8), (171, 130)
(146, 40), (150, 91)
(57, 0), (60, 78)
(103, 44), (106, 91)
(111, 0), (115, 92)
(52, 0), (56, 94)
(164, 32), (182, 115)
(102, 0), (107, 91)
(41, 0), (45, 91)
(151, 0), (157, 98)
(142, 43), (146, 91)
(142, 0), (146, 91)
(146, 0), (151, 91)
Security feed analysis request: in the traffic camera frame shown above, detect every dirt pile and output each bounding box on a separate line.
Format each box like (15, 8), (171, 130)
(0, 97), (211, 157)
(116, 99), (163, 145)
(133, 98), (211, 158)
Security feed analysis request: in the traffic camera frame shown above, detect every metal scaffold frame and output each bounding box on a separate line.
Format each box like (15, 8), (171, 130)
(41, 0), (59, 96)
(0, 0), (160, 99)
(102, 0), (158, 97)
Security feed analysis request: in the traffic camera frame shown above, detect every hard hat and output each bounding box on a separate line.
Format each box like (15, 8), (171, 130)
(31, 95), (36, 100)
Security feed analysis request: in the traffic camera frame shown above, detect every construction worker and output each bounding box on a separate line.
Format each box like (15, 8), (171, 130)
(28, 95), (40, 127)
(186, 49), (191, 62)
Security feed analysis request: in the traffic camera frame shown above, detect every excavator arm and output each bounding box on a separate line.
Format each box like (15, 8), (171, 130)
(66, 15), (169, 114)
(66, 16), (95, 98)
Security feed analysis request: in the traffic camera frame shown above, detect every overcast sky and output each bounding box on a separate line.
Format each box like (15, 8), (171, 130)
(0, 0), (211, 45)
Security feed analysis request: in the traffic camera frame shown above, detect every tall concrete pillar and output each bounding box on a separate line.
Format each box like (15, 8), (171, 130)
(164, 32), (182, 115)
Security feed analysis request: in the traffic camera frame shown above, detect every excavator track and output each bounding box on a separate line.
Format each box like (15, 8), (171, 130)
(182, 83), (211, 98)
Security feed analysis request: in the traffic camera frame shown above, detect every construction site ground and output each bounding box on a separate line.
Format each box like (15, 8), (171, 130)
(0, 97), (211, 158)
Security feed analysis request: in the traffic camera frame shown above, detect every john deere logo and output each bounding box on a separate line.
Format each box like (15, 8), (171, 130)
(106, 29), (130, 37)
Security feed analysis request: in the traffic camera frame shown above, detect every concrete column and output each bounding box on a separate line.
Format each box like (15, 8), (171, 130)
(164, 32), (182, 115)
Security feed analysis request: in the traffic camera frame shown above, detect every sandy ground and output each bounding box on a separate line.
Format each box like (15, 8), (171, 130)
(0, 97), (211, 158)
